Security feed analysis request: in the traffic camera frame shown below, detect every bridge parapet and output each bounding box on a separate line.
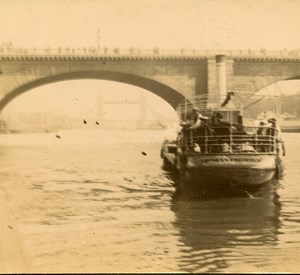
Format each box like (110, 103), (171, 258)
(0, 46), (300, 60)
(0, 45), (299, 113)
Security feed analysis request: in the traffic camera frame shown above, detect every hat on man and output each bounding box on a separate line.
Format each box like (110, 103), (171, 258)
(268, 118), (276, 123)
(215, 112), (223, 119)
(192, 107), (200, 113)
(199, 114), (209, 120)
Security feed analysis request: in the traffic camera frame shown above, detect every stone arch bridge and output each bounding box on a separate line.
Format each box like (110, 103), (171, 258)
(0, 48), (299, 112)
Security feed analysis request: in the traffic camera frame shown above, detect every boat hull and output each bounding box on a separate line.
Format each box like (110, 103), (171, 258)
(177, 153), (277, 187)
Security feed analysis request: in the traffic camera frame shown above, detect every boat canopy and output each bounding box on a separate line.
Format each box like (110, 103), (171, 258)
(177, 92), (282, 124)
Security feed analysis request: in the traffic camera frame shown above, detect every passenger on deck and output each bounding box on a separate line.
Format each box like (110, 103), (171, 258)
(179, 107), (210, 153)
(179, 107), (205, 129)
(179, 112), (194, 129)
(256, 121), (269, 152)
(267, 118), (286, 156)
(199, 115), (213, 135)
(212, 112), (232, 138)
(211, 112), (238, 152)
(179, 108), (202, 151)
(213, 112), (231, 127)
(257, 121), (268, 135)
(233, 114), (247, 135)
(190, 107), (207, 128)
(179, 107), (208, 129)
(267, 118), (277, 136)
(194, 115), (213, 153)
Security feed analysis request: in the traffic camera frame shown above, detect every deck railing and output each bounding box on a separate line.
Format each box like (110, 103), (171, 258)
(178, 126), (278, 154)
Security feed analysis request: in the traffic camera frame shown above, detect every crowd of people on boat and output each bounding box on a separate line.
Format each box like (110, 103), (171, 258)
(178, 106), (285, 155)
(179, 107), (243, 135)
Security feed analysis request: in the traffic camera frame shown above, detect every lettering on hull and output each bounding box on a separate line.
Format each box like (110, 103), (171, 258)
(183, 155), (276, 170)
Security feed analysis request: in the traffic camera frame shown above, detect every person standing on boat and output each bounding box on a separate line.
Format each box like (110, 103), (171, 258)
(257, 121), (268, 136)
(267, 118), (286, 156)
(211, 112), (233, 153)
(179, 112), (194, 129)
(256, 121), (269, 152)
(213, 112), (231, 127)
(180, 107), (209, 152)
(180, 107), (207, 129)
(189, 107), (211, 152)
(190, 107), (208, 129)
(179, 108), (202, 151)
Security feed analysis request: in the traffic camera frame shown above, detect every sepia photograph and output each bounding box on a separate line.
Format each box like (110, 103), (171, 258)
(0, 0), (299, 273)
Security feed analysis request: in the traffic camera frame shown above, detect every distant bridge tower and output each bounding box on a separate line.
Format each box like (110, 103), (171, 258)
(95, 92), (147, 129)
(96, 91), (104, 122)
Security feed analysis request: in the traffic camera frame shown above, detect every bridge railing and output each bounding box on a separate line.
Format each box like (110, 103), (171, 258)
(0, 46), (299, 58)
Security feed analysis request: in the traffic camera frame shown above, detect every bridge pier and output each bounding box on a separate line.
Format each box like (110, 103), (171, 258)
(215, 55), (227, 104)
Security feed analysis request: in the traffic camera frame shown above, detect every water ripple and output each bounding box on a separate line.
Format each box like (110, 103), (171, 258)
(0, 131), (299, 272)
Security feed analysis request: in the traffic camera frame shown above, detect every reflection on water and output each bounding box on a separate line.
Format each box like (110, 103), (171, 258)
(170, 174), (281, 272)
(0, 130), (299, 272)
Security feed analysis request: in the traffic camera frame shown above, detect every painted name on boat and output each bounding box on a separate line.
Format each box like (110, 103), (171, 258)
(195, 156), (262, 163)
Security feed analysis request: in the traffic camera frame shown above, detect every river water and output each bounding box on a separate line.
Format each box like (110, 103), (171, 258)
(0, 129), (299, 273)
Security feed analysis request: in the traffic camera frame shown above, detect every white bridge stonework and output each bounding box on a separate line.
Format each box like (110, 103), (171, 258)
(0, 48), (299, 111)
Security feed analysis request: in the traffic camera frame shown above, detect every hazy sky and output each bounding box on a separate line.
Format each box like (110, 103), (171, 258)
(0, 0), (299, 50)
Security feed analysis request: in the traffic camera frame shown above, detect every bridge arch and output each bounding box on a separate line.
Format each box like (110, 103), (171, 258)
(0, 71), (186, 112)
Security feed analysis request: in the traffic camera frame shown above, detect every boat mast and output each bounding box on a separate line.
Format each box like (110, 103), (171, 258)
(184, 98), (187, 121)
